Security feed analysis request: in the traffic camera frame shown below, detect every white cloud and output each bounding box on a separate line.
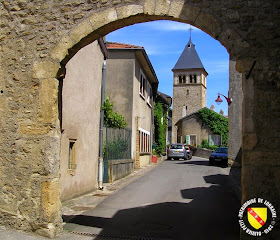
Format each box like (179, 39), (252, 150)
(144, 20), (201, 32)
(204, 60), (229, 74)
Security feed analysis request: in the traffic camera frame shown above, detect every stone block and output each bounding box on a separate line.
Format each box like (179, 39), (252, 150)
(178, 4), (200, 25)
(144, 0), (155, 15)
(116, 5), (144, 20)
(33, 61), (60, 79)
(69, 19), (94, 45)
(89, 8), (118, 30)
(154, 0), (171, 16)
(38, 78), (59, 124)
(195, 11), (222, 38)
(41, 179), (61, 223)
(242, 133), (257, 150)
(50, 35), (75, 62)
(168, 0), (184, 19)
(20, 123), (52, 135)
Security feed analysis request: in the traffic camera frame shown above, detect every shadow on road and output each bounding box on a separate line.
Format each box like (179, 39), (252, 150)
(64, 173), (240, 240)
(176, 160), (228, 168)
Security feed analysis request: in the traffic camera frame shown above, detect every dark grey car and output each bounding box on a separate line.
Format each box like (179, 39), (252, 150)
(167, 144), (192, 160)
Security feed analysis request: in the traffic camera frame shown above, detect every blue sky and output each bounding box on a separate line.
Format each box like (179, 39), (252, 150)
(107, 20), (229, 115)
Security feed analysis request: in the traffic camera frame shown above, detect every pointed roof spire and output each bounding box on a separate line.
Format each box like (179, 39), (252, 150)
(172, 30), (207, 73)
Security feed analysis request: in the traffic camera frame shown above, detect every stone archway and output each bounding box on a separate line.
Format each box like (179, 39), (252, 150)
(1, 1), (279, 239)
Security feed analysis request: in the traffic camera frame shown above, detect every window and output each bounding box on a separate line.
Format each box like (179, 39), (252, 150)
(139, 69), (146, 98)
(139, 128), (151, 153)
(68, 139), (77, 173)
(187, 89), (189, 96)
(183, 75), (186, 83)
(194, 75), (197, 83)
(190, 135), (197, 146)
(190, 75), (193, 83)
(146, 81), (153, 106)
(186, 135), (196, 146)
(179, 75), (182, 84)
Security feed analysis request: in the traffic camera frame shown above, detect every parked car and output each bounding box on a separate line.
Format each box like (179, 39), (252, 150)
(167, 144), (192, 160)
(209, 147), (228, 166)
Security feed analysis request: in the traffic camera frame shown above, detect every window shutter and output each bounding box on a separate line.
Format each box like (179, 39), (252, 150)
(186, 135), (190, 145)
(209, 135), (214, 146)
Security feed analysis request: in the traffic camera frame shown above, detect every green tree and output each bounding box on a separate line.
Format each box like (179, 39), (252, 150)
(196, 108), (229, 146)
(103, 97), (128, 129)
(154, 102), (167, 155)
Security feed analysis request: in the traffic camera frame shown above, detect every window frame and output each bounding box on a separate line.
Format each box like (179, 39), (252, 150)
(139, 69), (146, 99)
(68, 139), (77, 175)
(138, 128), (151, 154)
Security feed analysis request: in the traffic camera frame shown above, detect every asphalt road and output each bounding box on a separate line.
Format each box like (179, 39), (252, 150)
(65, 157), (241, 240)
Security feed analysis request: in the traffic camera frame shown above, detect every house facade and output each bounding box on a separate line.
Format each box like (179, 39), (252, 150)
(176, 108), (221, 147)
(155, 91), (172, 147)
(106, 42), (158, 168)
(59, 39), (106, 201)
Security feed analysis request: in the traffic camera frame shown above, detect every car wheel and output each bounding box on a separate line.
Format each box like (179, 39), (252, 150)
(167, 157), (171, 160)
(209, 159), (214, 165)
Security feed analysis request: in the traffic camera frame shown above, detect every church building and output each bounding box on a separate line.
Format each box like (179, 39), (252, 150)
(172, 36), (208, 143)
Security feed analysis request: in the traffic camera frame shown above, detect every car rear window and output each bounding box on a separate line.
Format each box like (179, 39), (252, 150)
(215, 148), (228, 153)
(170, 144), (183, 149)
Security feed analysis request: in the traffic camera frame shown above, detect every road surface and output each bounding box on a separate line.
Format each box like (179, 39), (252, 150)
(65, 157), (241, 240)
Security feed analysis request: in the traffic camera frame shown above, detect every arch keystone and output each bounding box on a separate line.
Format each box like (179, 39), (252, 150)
(144, 0), (155, 15)
(116, 4), (144, 20)
(155, 0), (171, 16)
(89, 8), (118, 30)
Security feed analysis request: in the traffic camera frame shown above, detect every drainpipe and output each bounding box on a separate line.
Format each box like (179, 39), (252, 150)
(98, 60), (106, 190)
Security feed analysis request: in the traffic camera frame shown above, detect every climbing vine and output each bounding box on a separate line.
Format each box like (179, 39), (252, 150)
(195, 107), (229, 145)
(154, 102), (167, 155)
(103, 96), (128, 129)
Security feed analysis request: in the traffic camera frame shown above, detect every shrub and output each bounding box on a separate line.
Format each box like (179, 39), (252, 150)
(196, 108), (229, 146)
(103, 97), (128, 129)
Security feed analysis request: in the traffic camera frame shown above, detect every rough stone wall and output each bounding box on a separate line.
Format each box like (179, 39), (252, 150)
(0, 0), (280, 239)
(228, 58), (242, 166)
(172, 83), (206, 143)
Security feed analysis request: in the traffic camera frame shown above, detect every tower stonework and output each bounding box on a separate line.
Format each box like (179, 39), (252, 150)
(172, 38), (208, 143)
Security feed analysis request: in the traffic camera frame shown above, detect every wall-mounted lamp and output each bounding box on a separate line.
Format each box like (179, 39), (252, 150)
(215, 93), (232, 105)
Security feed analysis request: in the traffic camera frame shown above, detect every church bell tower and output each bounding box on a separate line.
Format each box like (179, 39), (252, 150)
(171, 36), (208, 143)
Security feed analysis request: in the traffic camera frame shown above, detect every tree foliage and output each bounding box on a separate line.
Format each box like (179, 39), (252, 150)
(154, 102), (167, 155)
(195, 107), (229, 146)
(103, 97), (128, 129)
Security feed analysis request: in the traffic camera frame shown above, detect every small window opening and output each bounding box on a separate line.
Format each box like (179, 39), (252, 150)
(68, 139), (77, 171)
(194, 75), (197, 83)
(179, 75), (182, 84)
(187, 89), (189, 96)
(190, 75), (193, 83)
(183, 76), (186, 83)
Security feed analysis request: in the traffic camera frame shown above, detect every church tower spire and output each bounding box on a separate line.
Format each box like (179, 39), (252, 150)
(171, 33), (208, 143)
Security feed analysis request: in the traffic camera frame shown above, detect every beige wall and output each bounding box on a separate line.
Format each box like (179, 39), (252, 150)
(133, 58), (153, 167)
(106, 50), (153, 167)
(177, 115), (212, 145)
(106, 51), (135, 129)
(60, 41), (103, 201)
